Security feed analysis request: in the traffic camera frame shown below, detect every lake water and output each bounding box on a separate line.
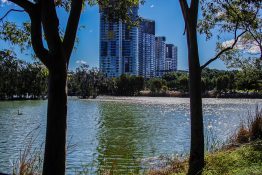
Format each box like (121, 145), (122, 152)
(0, 97), (261, 174)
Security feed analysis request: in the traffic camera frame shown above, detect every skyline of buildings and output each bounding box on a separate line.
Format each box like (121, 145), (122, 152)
(100, 6), (178, 78)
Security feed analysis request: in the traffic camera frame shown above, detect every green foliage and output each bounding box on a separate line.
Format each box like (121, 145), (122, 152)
(68, 64), (105, 98)
(199, 0), (261, 40)
(216, 75), (230, 93)
(161, 72), (189, 92)
(67, 66), (145, 97)
(148, 141), (262, 175)
(115, 74), (145, 96)
(0, 21), (31, 52)
(148, 78), (165, 93)
(0, 51), (48, 100)
(201, 68), (262, 93)
(178, 75), (189, 93)
(235, 64), (262, 92)
(199, 0), (261, 68)
(203, 142), (262, 175)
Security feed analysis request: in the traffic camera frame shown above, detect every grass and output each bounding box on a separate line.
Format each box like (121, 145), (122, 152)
(12, 128), (43, 175)
(203, 141), (262, 175)
(147, 141), (262, 175)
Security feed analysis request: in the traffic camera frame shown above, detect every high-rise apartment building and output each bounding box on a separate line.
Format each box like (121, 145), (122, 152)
(155, 37), (166, 77)
(138, 19), (156, 78)
(99, 6), (178, 78)
(99, 7), (139, 78)
(165, 44), (178, 72)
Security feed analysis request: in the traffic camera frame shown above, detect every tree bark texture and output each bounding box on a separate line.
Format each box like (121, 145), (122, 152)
(43, 55), (68, 175)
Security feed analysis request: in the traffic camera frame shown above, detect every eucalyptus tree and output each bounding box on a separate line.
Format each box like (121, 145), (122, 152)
(199, 0), (261, 68)
(179, 0), (261, 174)
(1, 0), (141, 174)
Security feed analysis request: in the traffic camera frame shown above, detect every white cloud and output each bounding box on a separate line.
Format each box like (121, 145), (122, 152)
(1, 0), (11, 7)
(222, 37), (260, 54)
(76, 60), (87, 64)
(150, 4), (154, 8)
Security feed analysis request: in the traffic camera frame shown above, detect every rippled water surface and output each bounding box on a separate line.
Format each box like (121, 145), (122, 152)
(0, 97), (261, 174)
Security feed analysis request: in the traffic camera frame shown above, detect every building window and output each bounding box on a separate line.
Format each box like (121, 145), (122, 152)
(101, 42), (108, 56)
(125, 28), (131, 40)
(125, 57), (130, 72)
(111, 41), (116, 56)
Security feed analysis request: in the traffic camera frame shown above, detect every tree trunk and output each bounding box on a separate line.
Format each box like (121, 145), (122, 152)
(43, 58), (68, 175)
(187, 24), (205, 175)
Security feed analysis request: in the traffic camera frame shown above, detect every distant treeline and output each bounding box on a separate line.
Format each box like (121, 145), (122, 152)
(68, 64), (262, 98)
(0, 56), (261, 100)
(0, 55), (48, 100)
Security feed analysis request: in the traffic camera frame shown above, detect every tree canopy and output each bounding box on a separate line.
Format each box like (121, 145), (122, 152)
(199, 0), (262, 69)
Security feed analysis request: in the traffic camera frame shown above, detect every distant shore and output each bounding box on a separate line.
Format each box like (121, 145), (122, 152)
(0, 91), (261, 101)
(138, 90), (262, 99)
(0, 96), (47, 101)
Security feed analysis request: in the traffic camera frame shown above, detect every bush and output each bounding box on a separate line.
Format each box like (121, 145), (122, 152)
(148, 78), (164, 93)
(236, 124), (250, 144)
(232, 107), (262, 144)
(249, 108), (262, 141)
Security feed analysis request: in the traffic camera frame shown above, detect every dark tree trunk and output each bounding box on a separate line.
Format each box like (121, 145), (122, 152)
(8, 1), (84, 174)
(187, 21), (204, 175)
(43, 56), (68, 175)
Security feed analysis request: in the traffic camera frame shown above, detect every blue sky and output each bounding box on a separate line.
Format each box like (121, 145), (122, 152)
(0, 0), (231, 71)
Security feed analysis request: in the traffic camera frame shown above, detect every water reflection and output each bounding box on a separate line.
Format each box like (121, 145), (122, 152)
(96, 102), (146, 174)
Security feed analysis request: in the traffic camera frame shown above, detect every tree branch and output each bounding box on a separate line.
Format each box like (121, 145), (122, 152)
(200, 30), (247, 70)
(6, 0), (50, 67)
(41, 0), (62, 53)
(63, 0), (84, 64)
(0, 9), (25, 21)
(29, 5), (50, 68)
(190, 0), (199, 25)
(247, 29), (261, 50)
(179, 0), (189, 35)
(8, 0), (34, 14)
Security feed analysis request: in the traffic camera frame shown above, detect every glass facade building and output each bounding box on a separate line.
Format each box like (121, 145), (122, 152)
(138, 19), (156, 78)
(99, 7), (139, 78)
(99, 6), (178, 78)
(155, 37), (166, 77)
(165, 44), (178, 72)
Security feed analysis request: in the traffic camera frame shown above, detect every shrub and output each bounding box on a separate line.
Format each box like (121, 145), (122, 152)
(236, 124), (250, 144)
(232, 107), (262, 144)
(249, 108), (262, 141)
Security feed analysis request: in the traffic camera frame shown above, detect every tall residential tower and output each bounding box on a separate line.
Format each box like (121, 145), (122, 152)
(155, 37), (166, 77)
(165, 44), (178, 72)
(138, 19), (156, 78)
(99, 7), (139, 78)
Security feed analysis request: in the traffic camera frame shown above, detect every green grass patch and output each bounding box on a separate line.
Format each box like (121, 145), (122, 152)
(148, 141), (262, 175)
(203, 141), (262, 175)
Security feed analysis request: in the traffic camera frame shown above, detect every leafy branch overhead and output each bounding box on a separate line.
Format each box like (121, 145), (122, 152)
(0, 21), (31, 52)
(0, 0), (143, 68)
(199, 0), (262, 69)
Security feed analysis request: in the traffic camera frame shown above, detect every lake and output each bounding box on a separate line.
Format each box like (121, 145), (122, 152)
(0, 97), (261, 174)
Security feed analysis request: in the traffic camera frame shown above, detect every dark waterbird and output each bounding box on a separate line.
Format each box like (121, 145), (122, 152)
(18, 109), (23, 115)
